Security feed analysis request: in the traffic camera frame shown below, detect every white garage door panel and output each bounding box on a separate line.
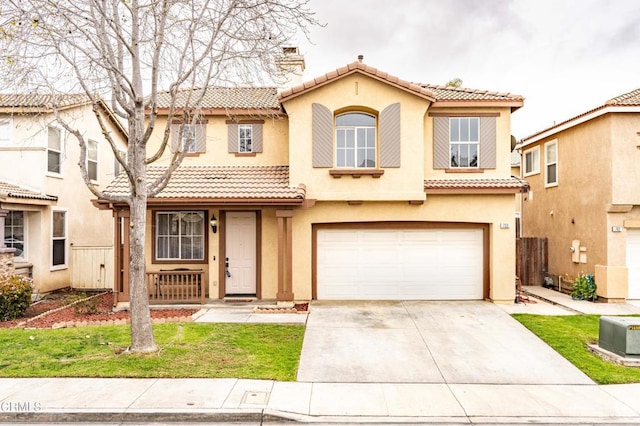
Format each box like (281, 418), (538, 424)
(627, 230), (640, 299)
(317, 228), (483, 300)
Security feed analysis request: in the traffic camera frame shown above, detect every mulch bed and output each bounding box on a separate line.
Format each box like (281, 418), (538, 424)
(0, 291), (198, 329)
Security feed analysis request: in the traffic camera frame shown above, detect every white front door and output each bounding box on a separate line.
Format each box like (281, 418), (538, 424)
(627, 229), (640, 299)
(225, 211), (257, 295)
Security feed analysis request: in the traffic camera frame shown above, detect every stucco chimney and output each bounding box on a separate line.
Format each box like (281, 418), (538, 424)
(358, 55), (364, 63)
(276, 47), (306, 92)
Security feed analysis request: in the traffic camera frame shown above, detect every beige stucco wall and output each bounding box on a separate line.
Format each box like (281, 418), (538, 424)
(611, 114), (640, 205)
(0, 106), (126, 293)
(522, 115), (612, 281)
(282, 73), (430, 201)
(146, 115), (289, 166)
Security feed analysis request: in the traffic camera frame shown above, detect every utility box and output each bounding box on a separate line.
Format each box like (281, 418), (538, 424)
(599, 316), (640, 358)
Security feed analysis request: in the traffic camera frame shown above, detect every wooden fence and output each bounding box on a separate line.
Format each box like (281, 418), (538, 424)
(516, 237), (548, 287)
(71, 246), (114, 290)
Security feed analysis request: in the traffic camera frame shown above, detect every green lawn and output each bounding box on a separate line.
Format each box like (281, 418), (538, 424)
(513, 314), (640, 384)
(0, 323), (304, 380)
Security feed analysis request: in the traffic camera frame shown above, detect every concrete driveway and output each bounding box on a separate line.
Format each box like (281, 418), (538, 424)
(297, 301), (593, 385)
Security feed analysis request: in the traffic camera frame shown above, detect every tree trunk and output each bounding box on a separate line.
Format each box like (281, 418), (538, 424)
(128, 191), (157, 353)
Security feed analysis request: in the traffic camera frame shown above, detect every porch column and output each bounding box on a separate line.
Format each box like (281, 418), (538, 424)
(114, 209), (131, 303)
(0, 209), (16, 276)
(276, 209), (294, 302)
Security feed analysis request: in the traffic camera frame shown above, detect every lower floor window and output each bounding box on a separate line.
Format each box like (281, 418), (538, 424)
(52, 210), (66, 267)
(155, 211), (205, 260)
(4, 211), (25, 259)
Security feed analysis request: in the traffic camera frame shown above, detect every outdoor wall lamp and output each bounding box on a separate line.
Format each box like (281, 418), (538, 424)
(210, 215), (217, 234)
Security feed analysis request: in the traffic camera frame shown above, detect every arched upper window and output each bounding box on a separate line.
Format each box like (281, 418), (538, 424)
(335, 112), (376, 168)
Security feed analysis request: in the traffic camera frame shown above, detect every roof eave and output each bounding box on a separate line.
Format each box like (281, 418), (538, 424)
(431, 100), (524, 112)
(424, 187), (527, 195)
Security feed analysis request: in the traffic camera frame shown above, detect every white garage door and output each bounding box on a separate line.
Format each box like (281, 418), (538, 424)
(317, 228), (484, 300)
(626, 229), (640, 299)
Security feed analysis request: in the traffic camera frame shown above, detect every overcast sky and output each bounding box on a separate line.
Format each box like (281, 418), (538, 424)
(293, 0), (640, 139)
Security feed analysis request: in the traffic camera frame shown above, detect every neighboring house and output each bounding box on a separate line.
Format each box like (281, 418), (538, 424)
(97, 51), (527, 304)
(519, 88), (640, 301)
(0, 94), (127, 294)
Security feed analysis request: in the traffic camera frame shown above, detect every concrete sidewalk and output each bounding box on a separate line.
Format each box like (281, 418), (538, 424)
(1, 377), (640, 424)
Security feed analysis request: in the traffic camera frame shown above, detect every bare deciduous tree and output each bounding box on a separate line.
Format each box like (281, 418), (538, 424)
(0, 0), (317, 353)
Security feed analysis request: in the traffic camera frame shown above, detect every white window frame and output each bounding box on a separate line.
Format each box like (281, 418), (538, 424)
(523, 146), (540, 176)
(449, 117), (480, 168)
(87, 139), (99, 182)
(544, 140), (558, 187)
(181, 125), (197, 153)
(335, 112), (377, 168)
(4, 210), (26, 261)
(238, 124), (253, 153)
(51, 208), (68, 270)
(155, 211), (205, 261)
(47, 126), (63, 176)
(0, 118), (12, 147)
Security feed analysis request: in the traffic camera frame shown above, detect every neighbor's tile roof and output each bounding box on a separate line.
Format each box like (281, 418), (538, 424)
(0, 93), (89, 109)
(522, 87), (640, 144)
(605, 88), (640, 106)
(279, 60), (437, 102)
(421, 85), (524, 102)
(153, 87), (280, 110)
(0, 181), (58, 201)
(424, 177), (529, 192)
(103, 165), (305, 201)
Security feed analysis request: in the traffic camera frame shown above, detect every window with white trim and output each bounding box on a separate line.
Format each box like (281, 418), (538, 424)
(155, 211), (205, 261)
(545, 140), (558, 187)
(450, 117), (479, 168)
(523, 146), (540, 176)
(87, 139), (98, 181)
(335, 112), (376, 168)
(51, 210), (67, 269)
(47, 127), (62, 174)
(181, 125), (197, 153)
(239, 124), (252, 153)
(4, 211), (25, 260)
(0, 118), (11, 147)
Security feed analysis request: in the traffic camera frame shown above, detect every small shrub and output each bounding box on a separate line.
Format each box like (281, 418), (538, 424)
(0, 274), (33, 321)
(571, 273), (597, 301)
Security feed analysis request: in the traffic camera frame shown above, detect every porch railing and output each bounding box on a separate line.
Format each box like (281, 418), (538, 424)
(146, 269), (205, 304)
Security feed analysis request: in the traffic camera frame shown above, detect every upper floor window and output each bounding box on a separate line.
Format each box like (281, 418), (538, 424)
(545, 140), (558, 187)
(239, 124), (253, 153)
(4, 211), (25, 260)
(47, 126), (62, 174)
(450, 117), (479, 168)
(181, 124), (197, 153)
(87, 139), (98, 181)
(523, 146), (540, 176)
(335, 112), (376, 168)
(0, 118), (11, 147)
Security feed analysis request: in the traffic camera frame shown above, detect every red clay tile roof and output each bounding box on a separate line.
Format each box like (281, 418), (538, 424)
(424, 177), (529, 193)
(103, 165), (305, 201)
(153, 87), (280, 110)
(0, 181), (58, 201)
(279, 60), (437, 102)
(421, 85), (524, 102)
(0, 93), (89, 110)
(605, 88), (640, 106)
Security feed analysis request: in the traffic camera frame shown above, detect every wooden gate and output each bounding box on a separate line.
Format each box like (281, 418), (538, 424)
(516, 237), (548, 287)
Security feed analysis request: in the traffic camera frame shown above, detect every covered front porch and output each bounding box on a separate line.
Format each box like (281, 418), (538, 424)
(98, 165), (307, 305)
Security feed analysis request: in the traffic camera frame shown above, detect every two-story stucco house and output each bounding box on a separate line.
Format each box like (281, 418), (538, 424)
(0, 94), (127, 294)
(519, 88), (640, 301)
(98, 53), (527, 304)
